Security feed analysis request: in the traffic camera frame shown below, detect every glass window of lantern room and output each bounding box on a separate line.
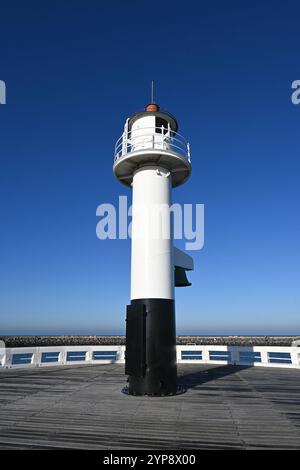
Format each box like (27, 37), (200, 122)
(155, 117), (168, 134)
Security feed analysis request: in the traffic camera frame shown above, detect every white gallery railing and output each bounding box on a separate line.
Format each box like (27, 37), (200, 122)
(114, 127), (191, 162)
(1, 345), (300, 369)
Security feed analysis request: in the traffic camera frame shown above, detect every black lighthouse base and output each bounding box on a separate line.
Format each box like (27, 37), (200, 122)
(125, 298), (177, 396)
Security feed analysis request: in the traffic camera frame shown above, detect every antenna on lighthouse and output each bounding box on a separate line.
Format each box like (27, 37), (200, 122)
(151, 80), (155, 103)
(145, 81), (159, 112)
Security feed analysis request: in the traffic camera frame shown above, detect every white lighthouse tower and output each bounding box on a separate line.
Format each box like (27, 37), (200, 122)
(113, 86), (193, 395)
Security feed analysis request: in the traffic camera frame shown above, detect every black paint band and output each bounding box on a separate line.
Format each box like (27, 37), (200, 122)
(125, 298), (177, 396)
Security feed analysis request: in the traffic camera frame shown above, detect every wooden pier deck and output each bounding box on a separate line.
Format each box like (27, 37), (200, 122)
(0, 363), (300, 450)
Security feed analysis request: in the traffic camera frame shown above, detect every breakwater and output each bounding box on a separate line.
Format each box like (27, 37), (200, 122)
(1, 335), (299, 347)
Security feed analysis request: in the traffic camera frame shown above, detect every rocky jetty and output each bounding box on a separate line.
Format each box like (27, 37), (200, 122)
(1, 335), (299, 347)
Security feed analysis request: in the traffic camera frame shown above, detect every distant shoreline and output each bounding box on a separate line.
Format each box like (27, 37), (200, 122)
(1, 335), (299, 347)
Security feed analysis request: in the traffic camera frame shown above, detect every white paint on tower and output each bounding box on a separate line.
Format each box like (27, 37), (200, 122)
(131, 166), (174, 300)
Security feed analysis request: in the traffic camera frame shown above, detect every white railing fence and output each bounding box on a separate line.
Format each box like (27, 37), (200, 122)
(1, 345), (299, 369)
(114, 127), (191, 162)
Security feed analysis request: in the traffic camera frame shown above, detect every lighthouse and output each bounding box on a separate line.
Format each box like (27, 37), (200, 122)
(113, 86), (193, 395)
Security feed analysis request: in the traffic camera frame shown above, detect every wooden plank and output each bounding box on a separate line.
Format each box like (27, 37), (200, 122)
(0, 364), (300, 449)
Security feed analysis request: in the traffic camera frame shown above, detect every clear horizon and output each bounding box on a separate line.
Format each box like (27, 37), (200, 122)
(1, 333), (299, 337)
(1, 330), (300, 337)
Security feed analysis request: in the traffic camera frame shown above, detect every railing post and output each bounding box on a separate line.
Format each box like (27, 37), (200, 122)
(121, 132), (126, 157)
(4, 349), (12, 368)
(60, 349), (67, 365)
(32, 348), (41, 367)
(291, 348), (300, 367)
(187, 142), (191, 162)
(118, 346), (125, 363)
(230, 346), (240, 365)
(86, 349), (93, 363)
(202, 346), (210, 363)
(121, 118), (129, 157)
(176, 346), (180, 363)
(0, 341), (5, 368)
(260, 349), (269, 366)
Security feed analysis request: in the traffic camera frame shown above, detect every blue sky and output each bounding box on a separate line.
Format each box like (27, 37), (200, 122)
(0, 0), (299, 335)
